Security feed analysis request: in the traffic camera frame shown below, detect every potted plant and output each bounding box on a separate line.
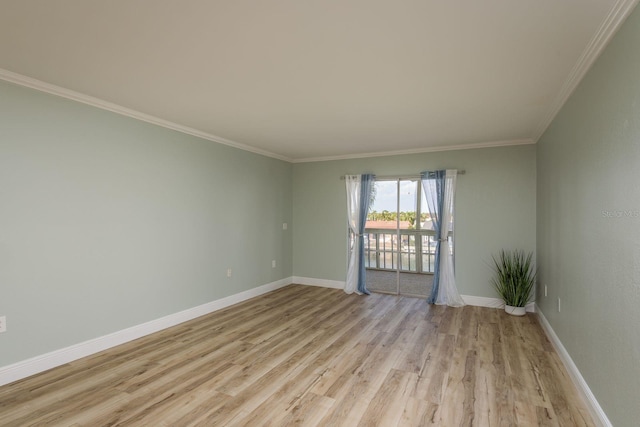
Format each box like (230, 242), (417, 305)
(491, 249), (536, 316)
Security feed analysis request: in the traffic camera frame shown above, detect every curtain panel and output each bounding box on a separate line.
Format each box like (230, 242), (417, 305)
(421, 170), (464, 307)
(345, 174), (374, 295)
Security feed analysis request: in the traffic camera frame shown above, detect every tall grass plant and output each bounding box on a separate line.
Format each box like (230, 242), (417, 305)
(491, 250), (536, 308)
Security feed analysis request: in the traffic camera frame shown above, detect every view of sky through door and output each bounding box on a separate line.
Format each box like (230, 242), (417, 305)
(372, 180), (416, 212)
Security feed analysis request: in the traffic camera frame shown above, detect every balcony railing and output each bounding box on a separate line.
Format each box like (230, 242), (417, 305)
(363, 228), (451, 274)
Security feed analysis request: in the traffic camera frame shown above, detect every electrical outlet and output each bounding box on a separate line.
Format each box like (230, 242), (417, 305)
(227, 268), (232, 278)
(272, 260), (276, 268)
(544, 285), (547, 297)
(282, 223), (288, 230)
(558, 297), (561, 313)
(0, 316), (6, 333)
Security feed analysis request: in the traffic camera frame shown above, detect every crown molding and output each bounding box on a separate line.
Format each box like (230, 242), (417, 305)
(291, 138), (535, 163)
(0, 68), (292, 163)
(533, 0), (640, 141)
(0, 69), (535, 164)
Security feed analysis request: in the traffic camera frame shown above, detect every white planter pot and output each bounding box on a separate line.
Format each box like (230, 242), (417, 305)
(505, 305), (526, 316)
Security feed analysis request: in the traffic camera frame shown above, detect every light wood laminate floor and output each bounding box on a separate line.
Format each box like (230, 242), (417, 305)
(0, 284), (593, 426)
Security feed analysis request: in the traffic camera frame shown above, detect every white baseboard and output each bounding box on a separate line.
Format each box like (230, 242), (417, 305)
(536, 306), (611, 427)
(462, 295), (536, 312)
(293, 277), (536, 312)
(0, 277), (292, 387)
(292, 276), (345, 289)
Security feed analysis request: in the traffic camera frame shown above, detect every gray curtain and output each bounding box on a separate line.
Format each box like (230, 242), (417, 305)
(421, 170), (445, 303)
(356, 174), (375, 294)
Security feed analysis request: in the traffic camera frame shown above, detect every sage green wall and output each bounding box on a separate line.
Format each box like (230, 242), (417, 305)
(0, 81), (292, 367)
(292, 145), (536, 298)
(536, 6), (640, 425)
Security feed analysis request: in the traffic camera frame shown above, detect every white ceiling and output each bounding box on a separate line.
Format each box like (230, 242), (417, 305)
(0, 1), (637, 162)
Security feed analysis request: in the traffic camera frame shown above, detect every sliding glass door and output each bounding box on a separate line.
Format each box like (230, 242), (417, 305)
(364, 178), (437, 297)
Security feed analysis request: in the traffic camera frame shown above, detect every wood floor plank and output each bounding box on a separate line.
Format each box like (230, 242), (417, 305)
(394, 319), (438, 374)
(195, 314), (377, 426)
(357, 369), (417, 427)
(316, 365), (390, 427)
(399, 397), (440, 426)
(0, 285), (595, 426)
(308, 328), (383, 397)
(414, 333), (456, 404)
(514, 401), (543, 427)
(274, 392), (335, 427)
(537, 405), (560, 426)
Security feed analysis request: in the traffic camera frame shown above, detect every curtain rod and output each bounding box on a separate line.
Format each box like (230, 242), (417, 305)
(339, 170), (465, 180)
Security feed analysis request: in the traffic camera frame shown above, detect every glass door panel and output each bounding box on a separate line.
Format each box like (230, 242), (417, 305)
(398, 179), (429, 297)
(420, 189), (437, 274)
(365, 180), (399, 294)
(365, 178), (435, 298)
(398, 179), (417, 273)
